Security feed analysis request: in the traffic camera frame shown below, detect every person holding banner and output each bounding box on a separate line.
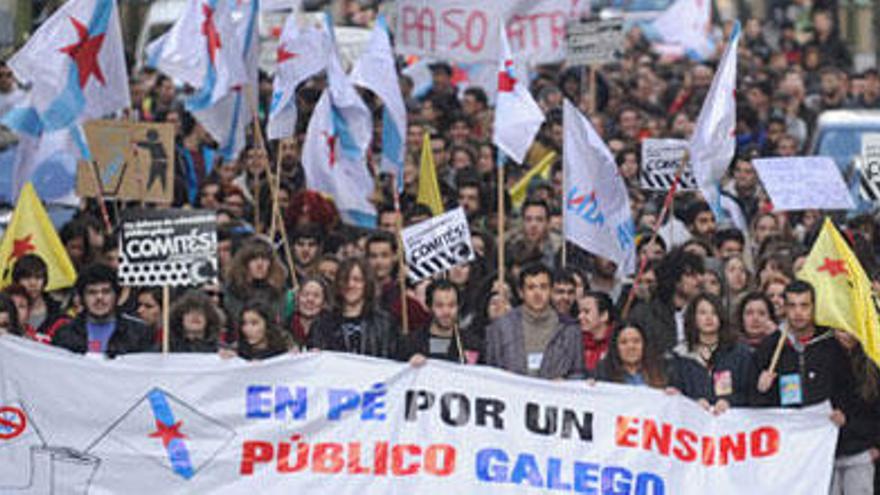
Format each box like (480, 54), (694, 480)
(52, 264), (153, 358)
(235, 300), (293, 361)
(308, 258), (399, 359)
(596, 322), (671, 389)
(578, 291), (616, 375)
(167, 291), (223, 354)
(671, 294), (754, 412)
(485, 263), (584, 379)
(288, 277), (331, 350)
(401, 280), (471, 364)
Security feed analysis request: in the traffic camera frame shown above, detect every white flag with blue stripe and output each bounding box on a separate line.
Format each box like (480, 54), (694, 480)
(350, 15), (407, 191)
(563, 100), (636, 276)
(689, 22), (740, 219)
(301, 54), (376, 227)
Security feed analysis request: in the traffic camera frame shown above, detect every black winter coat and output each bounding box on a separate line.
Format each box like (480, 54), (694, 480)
(52, 313), (153, 358)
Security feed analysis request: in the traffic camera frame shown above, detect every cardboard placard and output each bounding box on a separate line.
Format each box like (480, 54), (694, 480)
(77, 120), (175, 204)
(858, 133), (880, 202)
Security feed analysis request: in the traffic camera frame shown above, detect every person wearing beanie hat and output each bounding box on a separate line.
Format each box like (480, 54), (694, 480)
(52, 263), (153, 358)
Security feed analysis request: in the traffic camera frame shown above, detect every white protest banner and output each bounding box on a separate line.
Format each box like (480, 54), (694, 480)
(640, 138), (697, 191)
(858, 133), (880, 202)
(0, 336), (837, 494)
(402, 207), (475, 283)
(118, 209), (218, 287)
(565, 18), (624, 66)
(753, 156), (855, 211)
(395, 0), (592, 64)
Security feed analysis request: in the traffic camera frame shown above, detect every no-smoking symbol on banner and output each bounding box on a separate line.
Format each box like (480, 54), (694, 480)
(0, 406), (27, 440)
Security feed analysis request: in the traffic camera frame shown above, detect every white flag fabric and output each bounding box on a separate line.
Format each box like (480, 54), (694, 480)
(148, 0), (248, 112)
(689, 22), (739, 218)
(492, 28), (544, 164)
(651, 0), (714, 60)
(7, 128), (84, 206)
(3, 0), (129, 133)
(350, 16), (407, 189)
(266, 14), (331, 140)
(301, 54), (376, 227)
(563, 100), (636, 276)
(190, 0), (260, 159)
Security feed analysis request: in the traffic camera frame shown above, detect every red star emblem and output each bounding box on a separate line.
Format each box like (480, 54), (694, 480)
(8, 234), (35, 263)
(58, 17), (106, 89)
(323, 131), (337, 167)
(277, 46), (298, 64)
(201, 3), (222, 64)
(451, 65), (468, 86)
(498, 60), (516, 92)
(148, 419), (187, 448)
(817, 257), (848, 278)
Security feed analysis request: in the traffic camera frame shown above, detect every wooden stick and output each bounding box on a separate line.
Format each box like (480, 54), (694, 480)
(497, 153), (506, 289)
(392, 171), (410, 336)
(88, 160), (114, 234)
(620, 149), (690, 320)
(269, 140), (285, 239)
(767, 329), (787, 374)
(246, 85), (270, 234)
(161, 285), (170, 354)
(243, 85), (297, 291)
(589, 65), (597, 114)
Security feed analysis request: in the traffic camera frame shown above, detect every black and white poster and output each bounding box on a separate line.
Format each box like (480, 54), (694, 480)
(640, 138), (698, 191)
(119, 209), (218, 287)
(402, 207), (475, 283)
(859, 133), (880, 202)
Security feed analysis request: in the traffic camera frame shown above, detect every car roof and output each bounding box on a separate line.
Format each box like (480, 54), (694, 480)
(816, 110), (880, 127)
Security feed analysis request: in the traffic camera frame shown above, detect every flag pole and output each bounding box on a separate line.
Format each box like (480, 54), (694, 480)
(246, 85), (298, 291)
(392, 171), (410, 336)
(621, 149), (689, 319)
(497, 152), (506, 289)
(767, 328), (787, 374)
(161, 285), (170, 354)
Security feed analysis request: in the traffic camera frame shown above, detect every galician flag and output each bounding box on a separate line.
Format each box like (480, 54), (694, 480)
(266, 13), (331, 140)
(689, 21), (740, 219)
(301, 52), (376, 227)
(148, 0), (248, 111)
(3, 0), (130, 133)
(492, 27), (544, 164)
(563, 100), (636, 277)
(350, 15), (407, 191)
(798, 218), (880, 366)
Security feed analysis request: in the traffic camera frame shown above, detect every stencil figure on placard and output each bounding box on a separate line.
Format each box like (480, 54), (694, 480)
(136, 129), (169, 192)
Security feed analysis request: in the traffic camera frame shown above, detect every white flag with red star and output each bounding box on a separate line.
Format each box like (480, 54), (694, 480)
(266, 13), (331, 140)
(4, 0), (129, 132)
(492, 27), (544, 164)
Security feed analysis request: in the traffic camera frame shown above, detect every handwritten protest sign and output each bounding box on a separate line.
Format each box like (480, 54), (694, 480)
(77, 120), (175, 204)
(565, 18), (624, 66)
(639, 138), (697, 191)
(395, 0), (592, 64)
(0, 336), (838, 494)
(402, 207), (475, 283)
(118, 209), (218, 287)
(754, 157), (855, 211)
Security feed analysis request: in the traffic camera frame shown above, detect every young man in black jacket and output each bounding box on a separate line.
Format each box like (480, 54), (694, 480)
(401, 280), (469, 364)
(52, 264), (153, 358)
(750, 281), (854, 425)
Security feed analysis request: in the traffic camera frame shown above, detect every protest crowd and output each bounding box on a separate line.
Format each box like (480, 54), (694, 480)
(0, 0), (879, 493)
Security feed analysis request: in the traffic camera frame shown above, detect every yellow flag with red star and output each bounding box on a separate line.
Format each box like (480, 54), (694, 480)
(798, 217), (880, 365)
(0, 183), (77, 291)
